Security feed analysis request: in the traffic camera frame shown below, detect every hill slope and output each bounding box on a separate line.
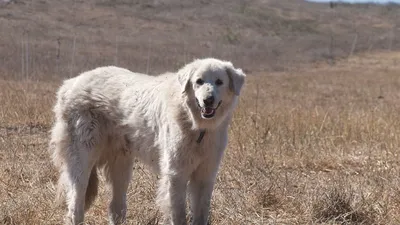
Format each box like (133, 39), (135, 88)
(0, 0), (400, 79)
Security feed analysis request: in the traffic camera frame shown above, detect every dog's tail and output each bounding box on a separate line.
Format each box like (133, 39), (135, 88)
(85, 167), (99, 211)
(54, 167), (99, 211)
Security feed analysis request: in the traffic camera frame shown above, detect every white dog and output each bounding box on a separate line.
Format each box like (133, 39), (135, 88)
(49, 58), (245, 225)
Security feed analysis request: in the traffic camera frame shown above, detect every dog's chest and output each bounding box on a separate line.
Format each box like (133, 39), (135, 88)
(186, 131), (217, 159)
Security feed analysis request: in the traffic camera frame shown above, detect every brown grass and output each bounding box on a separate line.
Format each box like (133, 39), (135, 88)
(2, 52), (400, 224)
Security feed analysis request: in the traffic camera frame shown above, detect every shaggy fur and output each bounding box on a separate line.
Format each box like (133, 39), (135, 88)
(49, 58), (246, 225)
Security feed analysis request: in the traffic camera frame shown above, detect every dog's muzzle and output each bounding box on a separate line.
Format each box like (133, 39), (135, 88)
(196, 98), (222, 119)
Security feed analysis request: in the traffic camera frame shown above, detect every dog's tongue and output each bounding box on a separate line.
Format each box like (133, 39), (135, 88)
(202, 107), (214, 115)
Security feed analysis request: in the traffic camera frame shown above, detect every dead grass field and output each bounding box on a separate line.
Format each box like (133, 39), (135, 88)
(2, 52), (400, 224)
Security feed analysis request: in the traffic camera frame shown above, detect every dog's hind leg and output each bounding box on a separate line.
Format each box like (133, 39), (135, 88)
(105, 152), (134, 225)
(62, 112), (102, 225)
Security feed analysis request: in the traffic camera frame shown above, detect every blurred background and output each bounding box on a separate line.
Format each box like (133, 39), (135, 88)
(1, 0), (400, 79)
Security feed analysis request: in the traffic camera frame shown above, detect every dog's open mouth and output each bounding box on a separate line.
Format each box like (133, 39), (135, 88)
(201, 107), (216, 118)
(196, 99), (221, 119)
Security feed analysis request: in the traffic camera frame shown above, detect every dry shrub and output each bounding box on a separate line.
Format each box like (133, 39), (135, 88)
(312, 184), (375, 224)
(257, 187), (281, 210)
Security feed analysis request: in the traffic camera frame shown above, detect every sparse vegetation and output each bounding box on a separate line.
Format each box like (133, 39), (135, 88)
(2, 0), (400, 224)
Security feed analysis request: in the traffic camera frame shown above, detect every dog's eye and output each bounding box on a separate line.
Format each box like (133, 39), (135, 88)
(196, 79), (204, 85)
(215, 79), (223, 86)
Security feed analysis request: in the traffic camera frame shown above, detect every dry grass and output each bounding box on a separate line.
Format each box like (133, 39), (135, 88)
(2, 52), (400, 224)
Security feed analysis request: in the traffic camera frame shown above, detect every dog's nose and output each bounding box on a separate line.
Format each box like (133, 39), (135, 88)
(203, 96), (214, 106)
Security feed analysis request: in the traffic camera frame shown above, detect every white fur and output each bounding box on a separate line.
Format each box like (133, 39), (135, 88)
(49, 58), (246, 225)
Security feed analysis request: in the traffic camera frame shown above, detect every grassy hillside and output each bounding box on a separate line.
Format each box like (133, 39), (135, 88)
(1, 0), (400, 79)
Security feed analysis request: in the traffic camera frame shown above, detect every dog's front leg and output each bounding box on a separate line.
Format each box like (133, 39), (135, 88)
(188, 159), (220, 225)
(157, 172), (188, 225)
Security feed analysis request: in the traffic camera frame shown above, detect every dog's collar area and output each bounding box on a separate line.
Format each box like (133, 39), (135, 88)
(216, 100), (222, 109)
(197, 130), (206, 143)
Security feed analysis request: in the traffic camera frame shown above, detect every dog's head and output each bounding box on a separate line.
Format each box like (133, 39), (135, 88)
(177, 58), (246, 129)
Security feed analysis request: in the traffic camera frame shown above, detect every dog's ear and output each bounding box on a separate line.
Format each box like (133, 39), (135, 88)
(177, 61), (198, 93)
(226, 63), (246, 96)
